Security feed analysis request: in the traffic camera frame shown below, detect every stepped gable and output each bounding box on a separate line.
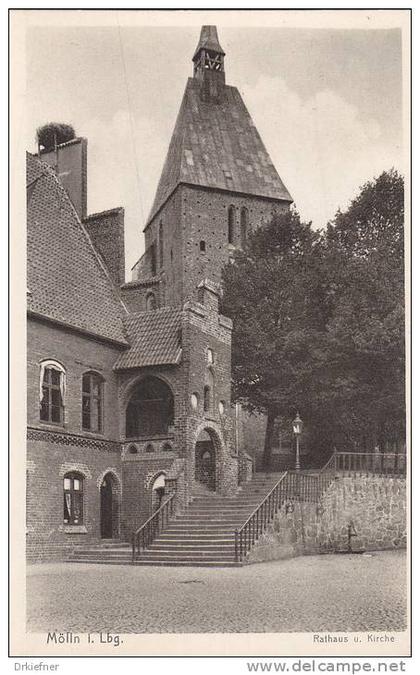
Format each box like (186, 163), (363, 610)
(146, 75), (293, 226)
(26, 152), (128, 345)
(114, 307), (182, 369)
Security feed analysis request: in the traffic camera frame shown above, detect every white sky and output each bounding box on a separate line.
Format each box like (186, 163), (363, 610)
(25, 20), (403, 277)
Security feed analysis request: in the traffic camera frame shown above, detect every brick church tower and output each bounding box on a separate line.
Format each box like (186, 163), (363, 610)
(132, 25), (293, 305)
(125, 25), (294, 507)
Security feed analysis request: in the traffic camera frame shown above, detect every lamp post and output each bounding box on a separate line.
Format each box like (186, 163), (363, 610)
(292, 412), (303, 472)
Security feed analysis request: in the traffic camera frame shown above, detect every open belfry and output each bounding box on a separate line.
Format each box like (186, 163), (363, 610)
(26, 26), (293, 564)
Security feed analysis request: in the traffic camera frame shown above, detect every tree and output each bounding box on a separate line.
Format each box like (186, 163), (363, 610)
(221, 208), (329, 467)
(324, 169), (405, 452)
(222, 170), (405, 466)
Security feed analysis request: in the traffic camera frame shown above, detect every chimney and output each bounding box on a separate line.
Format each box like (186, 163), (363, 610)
(39, 133), (87, 221)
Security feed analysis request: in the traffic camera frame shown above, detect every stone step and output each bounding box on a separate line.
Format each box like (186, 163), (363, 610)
(133, 560), (241, 567)
(138, 547), (235, 556)
(68, 559), (133, 566)
(73, 543), (131, 550)
(136, 552), (236, 562)
(70, 548), (132, 558)
(69, 553), (132, 561)
(186, 503), (260, 510)
(155, 533), (235, 540)
(149, 542), (235, 550)
(164, 526), (238, 533)
(171, 518), (242, 524)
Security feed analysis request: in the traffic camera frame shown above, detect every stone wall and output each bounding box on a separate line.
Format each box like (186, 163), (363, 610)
(246, 475), (406, 564)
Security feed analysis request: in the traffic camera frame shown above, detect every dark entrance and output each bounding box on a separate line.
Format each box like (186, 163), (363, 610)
(100, 474), (115, 538)
(195, 430), (216, 491)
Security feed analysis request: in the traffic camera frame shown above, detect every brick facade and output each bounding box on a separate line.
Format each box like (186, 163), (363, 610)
(84, 207), (125, 287)
(27, 25), (293, 561)
(143, 184), (289, 307)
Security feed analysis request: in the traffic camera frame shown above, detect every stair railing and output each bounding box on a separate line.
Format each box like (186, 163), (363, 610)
(132, 492), (176, 562)
(335, 452), (406, 476)
(234, 454), (337, 563)
(234, 450), (406, 562)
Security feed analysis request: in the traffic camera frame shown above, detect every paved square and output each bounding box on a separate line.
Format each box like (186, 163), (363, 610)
(27, 550), (407, 634)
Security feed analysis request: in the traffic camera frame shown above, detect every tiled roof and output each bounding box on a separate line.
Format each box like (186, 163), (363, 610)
(147, 77), (293, 224)
(27, 153), (128, 345)
(114, 308), (182, 370)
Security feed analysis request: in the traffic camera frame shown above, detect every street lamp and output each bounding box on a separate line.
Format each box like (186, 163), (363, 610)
(292, 412), (303, 472)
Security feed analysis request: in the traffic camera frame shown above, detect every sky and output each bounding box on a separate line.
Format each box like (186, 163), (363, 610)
(25, 20), (403, 277)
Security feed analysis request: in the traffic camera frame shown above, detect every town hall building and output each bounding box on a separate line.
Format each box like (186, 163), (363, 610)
(26, 26), (293, 562)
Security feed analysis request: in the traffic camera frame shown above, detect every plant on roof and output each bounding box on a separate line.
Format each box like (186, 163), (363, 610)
(36, 123), (76, 151)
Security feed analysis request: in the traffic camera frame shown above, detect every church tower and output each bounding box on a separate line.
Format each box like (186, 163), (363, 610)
(132, 25), (293, 307)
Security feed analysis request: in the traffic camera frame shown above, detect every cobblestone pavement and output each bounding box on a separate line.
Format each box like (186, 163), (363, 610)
(27, 550), (407, 633)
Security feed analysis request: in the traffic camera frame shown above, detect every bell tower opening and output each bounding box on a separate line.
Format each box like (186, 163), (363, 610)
(192, 25), (226, 102)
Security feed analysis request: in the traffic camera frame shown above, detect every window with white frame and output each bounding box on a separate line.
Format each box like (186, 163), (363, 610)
(39, 360), (65, 424)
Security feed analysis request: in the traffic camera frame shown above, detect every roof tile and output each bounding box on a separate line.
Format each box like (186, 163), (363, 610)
(147, 78), (292, 224)
(114, 308), (182, 370)
(27, 153), (128, 345)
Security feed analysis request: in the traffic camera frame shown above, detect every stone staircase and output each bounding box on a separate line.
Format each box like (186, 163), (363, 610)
(67, 472), (284, 567)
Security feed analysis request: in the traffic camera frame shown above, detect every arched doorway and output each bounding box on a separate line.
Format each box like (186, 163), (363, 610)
(100, 473), (118, 539)
(195, 429), (216, 491)
(125, 376), (174, 439)
(151, 472), (166, 513)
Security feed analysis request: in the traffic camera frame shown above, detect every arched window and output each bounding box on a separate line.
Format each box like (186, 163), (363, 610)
(82, 372), (104, 433)
(159, 221), (164, 268)
(40, 360), (65, 424)
(240, 207), (248, 248)
(63, 472), (84, 525)
(146, 292), (157, 311)
(150, 243), (157, 276)
(145, 443), (155, 453)
(228, 206), (236, 244)
(204, 368), (215, 415)
(162, 442), (173, 452)
(203, 386), (210, 412)
(126, 376), (174, 439)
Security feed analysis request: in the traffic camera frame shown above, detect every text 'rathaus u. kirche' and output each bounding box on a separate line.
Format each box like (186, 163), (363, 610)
(26, 26), (293, 562)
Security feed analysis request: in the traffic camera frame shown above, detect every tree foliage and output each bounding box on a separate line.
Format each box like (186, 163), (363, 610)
(221, 170), (405, 466)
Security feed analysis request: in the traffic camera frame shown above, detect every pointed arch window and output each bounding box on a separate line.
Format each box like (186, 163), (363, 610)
(240, 207), (248, 248)
(159, 221), (164, 268)
(228, 206), (236, 244)
(40, 360), (65, 424)
(82, 372), (104, 433)
(204, 368), (215, 415)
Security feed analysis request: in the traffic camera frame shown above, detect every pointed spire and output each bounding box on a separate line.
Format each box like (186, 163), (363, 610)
(192, 25), (225, 61)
